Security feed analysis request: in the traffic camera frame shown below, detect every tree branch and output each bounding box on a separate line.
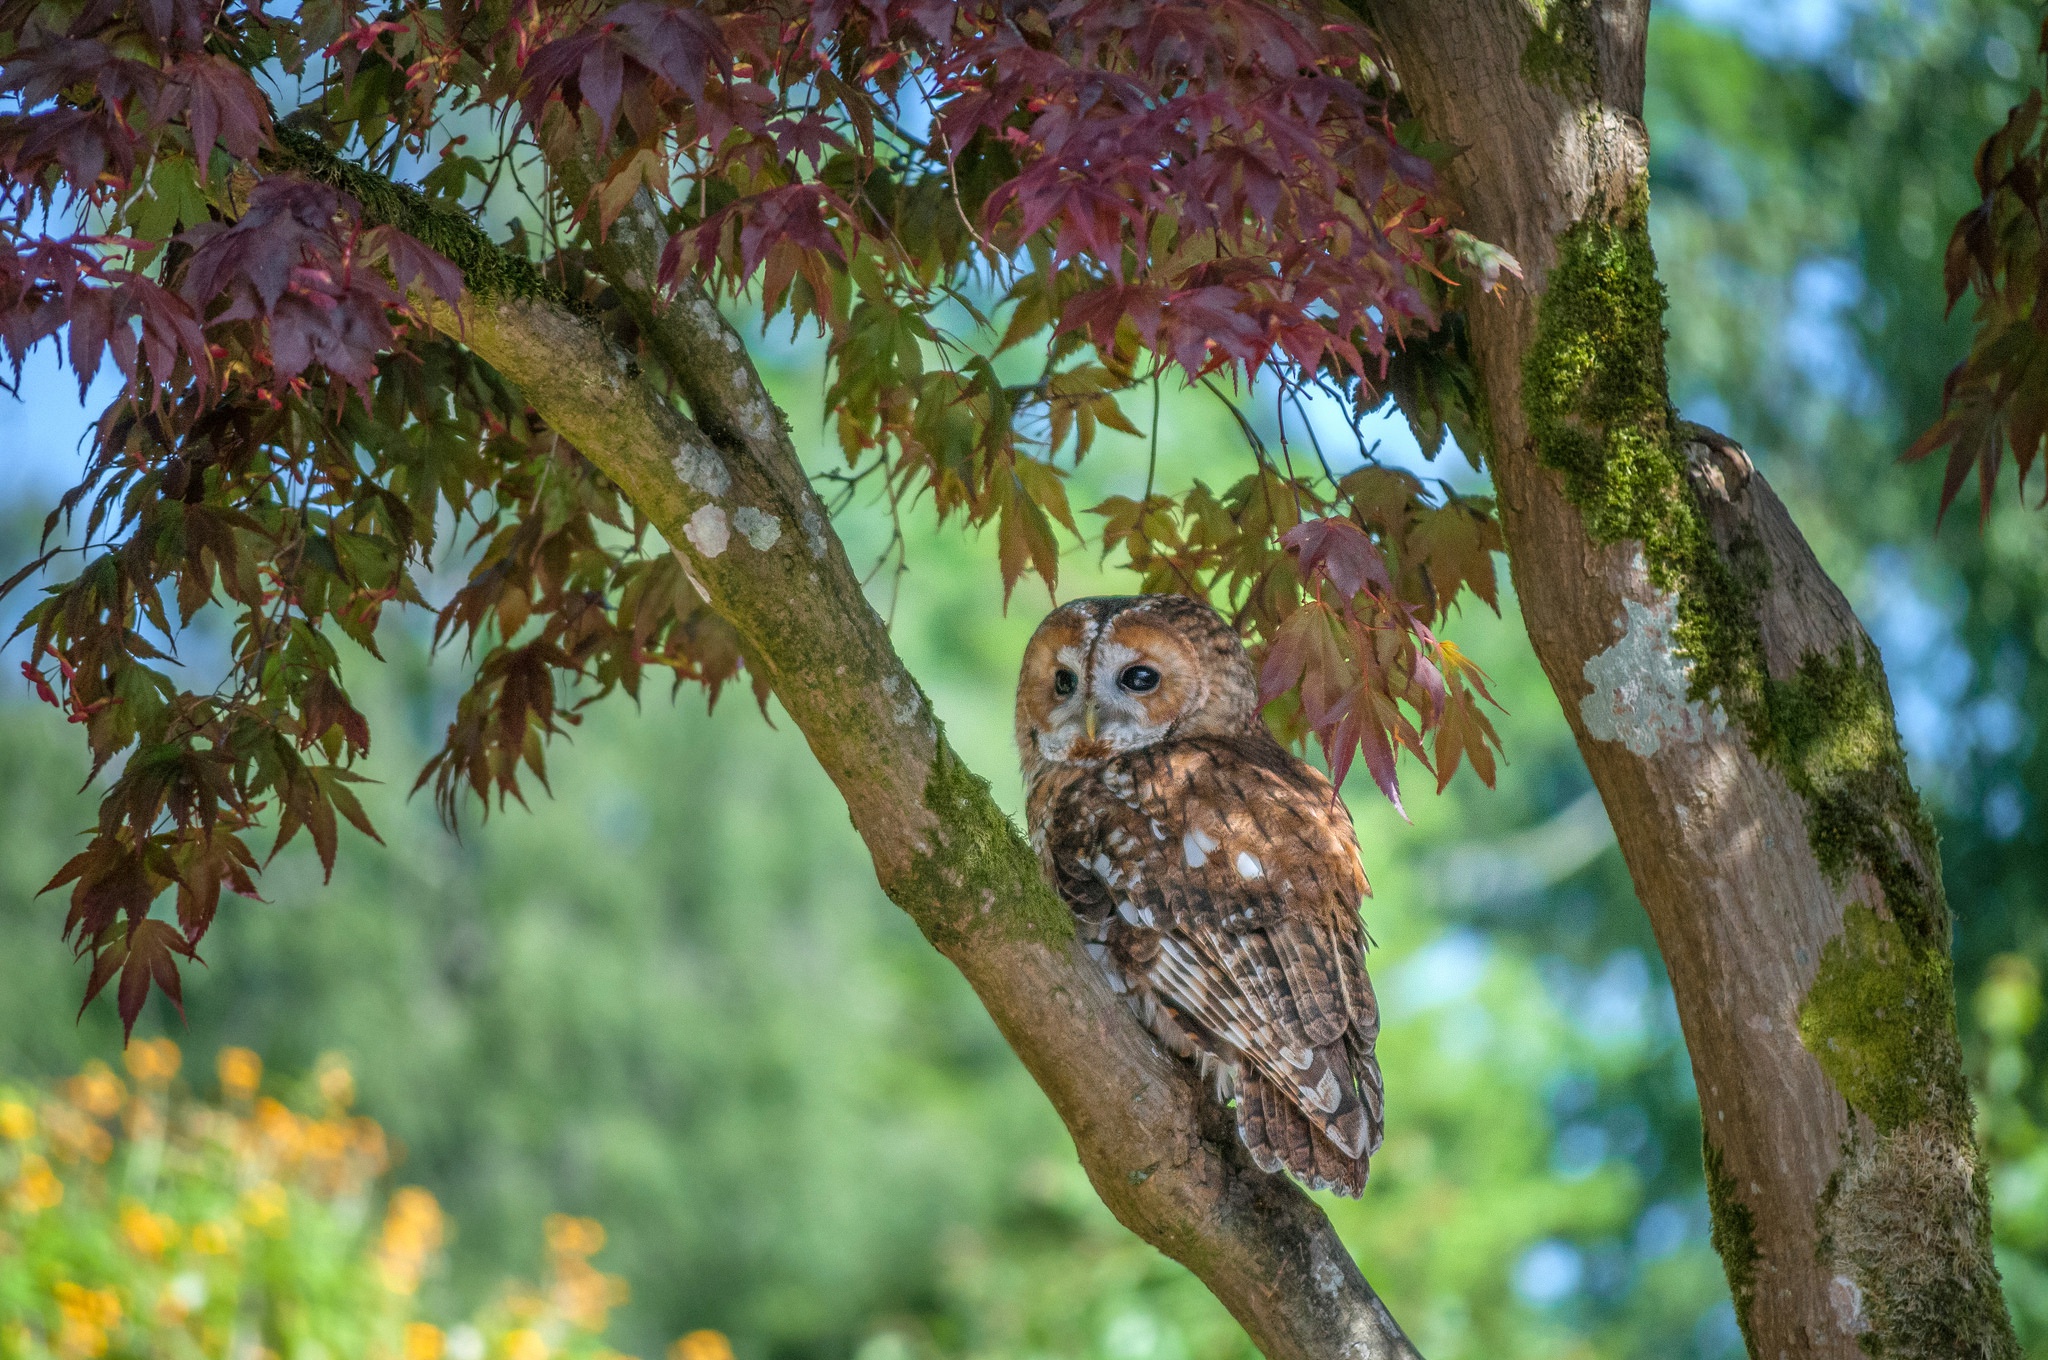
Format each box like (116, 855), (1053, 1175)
(282, 134), (1424, 1360)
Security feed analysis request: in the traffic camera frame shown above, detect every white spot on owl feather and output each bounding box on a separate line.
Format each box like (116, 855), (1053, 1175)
(730, 505), (782, 551)
(1580, 586), (1726, 757)
(1183, 827), (1217, 868)
(1235, 851), (1263, 880)
(684, 504), (729, 557)
(1311, 1067), (1341, 1111)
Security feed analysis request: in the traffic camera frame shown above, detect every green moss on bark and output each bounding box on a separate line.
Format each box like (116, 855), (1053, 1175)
(1704, 1133), (1760, 1353)
(1520, 205), (1766, 721)
(271, 126), (559, 304)
(905, 722), (1074, 952)
(1521, 0), (1597, 92)
(1799, 904), (1967, 1136)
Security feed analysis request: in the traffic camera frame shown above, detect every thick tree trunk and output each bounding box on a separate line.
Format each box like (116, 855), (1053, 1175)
(1357, 1), (2015, 1354)
(277, 137), (1424, 1360)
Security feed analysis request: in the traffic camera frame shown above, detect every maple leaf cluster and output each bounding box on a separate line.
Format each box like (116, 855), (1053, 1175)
(1908, 15), (2048, 520)
(0, 0), (1510, 1032)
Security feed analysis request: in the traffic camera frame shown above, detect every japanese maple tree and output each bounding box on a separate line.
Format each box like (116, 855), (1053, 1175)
(0, 0), (2015, 1356)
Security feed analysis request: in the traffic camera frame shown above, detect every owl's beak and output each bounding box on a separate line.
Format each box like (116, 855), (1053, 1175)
(1083, 700), (1098, 742)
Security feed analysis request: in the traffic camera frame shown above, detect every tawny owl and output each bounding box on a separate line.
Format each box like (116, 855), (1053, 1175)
(1016, 594), (1383, 1196)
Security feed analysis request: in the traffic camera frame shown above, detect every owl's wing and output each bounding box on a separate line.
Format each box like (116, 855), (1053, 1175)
(1076, 737), (1384, 1196)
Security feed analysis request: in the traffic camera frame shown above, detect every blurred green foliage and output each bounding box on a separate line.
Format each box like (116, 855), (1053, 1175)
(4, 3), (2048, 1358)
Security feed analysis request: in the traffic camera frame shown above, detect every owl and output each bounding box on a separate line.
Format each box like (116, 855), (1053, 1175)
(1016, 594), (1383, 1196)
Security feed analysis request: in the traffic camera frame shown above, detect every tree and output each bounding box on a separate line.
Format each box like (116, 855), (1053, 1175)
(0, 0), (2016, 1356)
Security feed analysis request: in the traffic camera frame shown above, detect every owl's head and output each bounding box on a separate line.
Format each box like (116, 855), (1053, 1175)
(1016, 594), (1259, 775)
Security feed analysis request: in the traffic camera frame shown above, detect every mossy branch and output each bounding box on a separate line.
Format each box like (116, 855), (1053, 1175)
(269, 125), (560, 305)
(252, 133), (1425, 1360)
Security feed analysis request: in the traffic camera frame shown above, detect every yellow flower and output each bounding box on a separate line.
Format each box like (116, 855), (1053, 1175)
(0, 1100), (33, 1142)
(252, 1098), (305, 1161)
(64, 1062), (125, 1120)
(404, 1324), (446, 1360)
(119, 1200), (179, 1257)
(375, 1188), (445, 1295)
(315, 1054), (356, 1110)
(189, 1220), (240, 1255)
(216, 1048), (262, 1100)
(669, 1332), (734, 1360)
(40, 1104), (111, 1165)
(503, 1330), (548, 1360)
(238, 1183), (288, 1232)
(7, 1154), (64, 1214)
(123, 1038), (182, 1087)
(52, 1282), (121, 1359)
(305, 1119), (349, 1161)
(544, 1214), (606, 1259)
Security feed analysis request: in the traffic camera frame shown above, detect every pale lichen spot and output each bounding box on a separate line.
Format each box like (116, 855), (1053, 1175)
(801, 504), (829, 559)
(683, 504), (730, 558)
(1309, 1238), (1347, 1299)
(879, 672), (923, 728)
(731, 505), (782, 551)
(738, 397), (776, 443)
(673, 441), (732, 498)
(1580, 583), (1727, 757)
(1827, 1275), (1869, 1335)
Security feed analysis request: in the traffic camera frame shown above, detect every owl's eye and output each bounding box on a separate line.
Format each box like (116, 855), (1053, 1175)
(1119, 664), (1161, 693)
(1053, 668), (1078, 697)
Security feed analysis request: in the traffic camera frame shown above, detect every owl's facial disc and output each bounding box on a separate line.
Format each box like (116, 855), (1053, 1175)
(1017, 597), (1253, 776)
(1020, 624), (1201, 765)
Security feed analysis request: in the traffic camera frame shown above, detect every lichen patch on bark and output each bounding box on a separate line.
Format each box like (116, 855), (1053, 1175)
(1580, 589), (1727, 755)
(684, 504), (731, 557)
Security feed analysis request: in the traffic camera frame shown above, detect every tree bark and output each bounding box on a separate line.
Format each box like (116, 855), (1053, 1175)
(1355, 1), (2015, 1355)
(277, 137), (1424, 1360)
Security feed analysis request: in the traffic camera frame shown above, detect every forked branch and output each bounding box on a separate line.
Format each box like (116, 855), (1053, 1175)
(283, 136), (1424, 1360)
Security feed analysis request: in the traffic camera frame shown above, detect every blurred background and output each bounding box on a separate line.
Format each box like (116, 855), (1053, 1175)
(4, 2), (2048, 1358)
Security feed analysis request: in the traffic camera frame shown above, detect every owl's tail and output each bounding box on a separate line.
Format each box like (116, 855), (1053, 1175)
(1235, 1038), (1384, 1198)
